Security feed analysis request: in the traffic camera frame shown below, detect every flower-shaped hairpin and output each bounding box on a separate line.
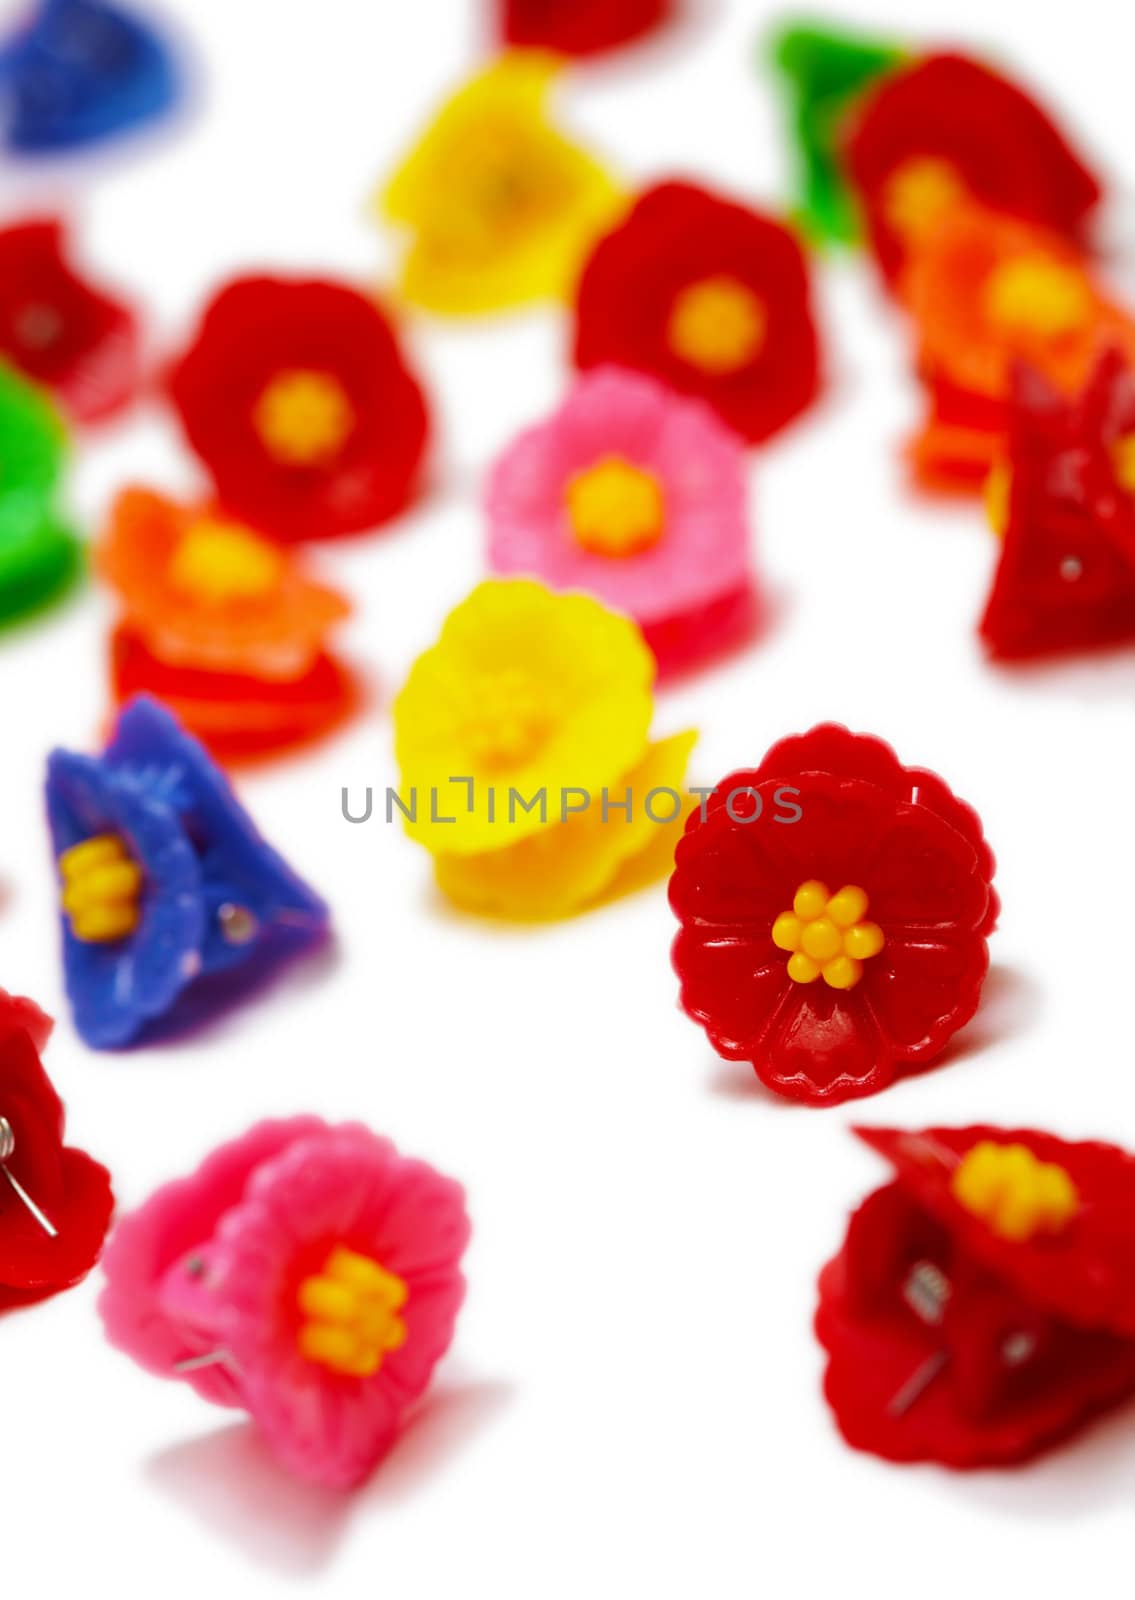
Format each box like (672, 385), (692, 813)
(981, 352), (1135, 658)
(574, 180), (821, 444)
(97, 488), (358, 758)
(766, 20), (907, 247)
(486, 367), (757, 677)
(900, 205), (1135, 490)
(379, 52), (624, 315)
(45, 695), (329, 1048)
(169, 275), (430, 542)
(0, 361), (82, 628)
(499, 0), (673, 58)
(100, 1118), (470, 1488)
(817, 1126), (1135, 1467)
(394, 578), (695, 919)
(0, 218), (140, 424)
(844, 51), (1101, 288)
(669, 725), (996, 1105)
(0, 0), (182, 155)
(0, 989), (113, 1308)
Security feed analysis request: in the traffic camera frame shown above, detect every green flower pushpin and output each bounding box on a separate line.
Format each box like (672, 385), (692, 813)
(0, 362), (82, 627)
(767, 21), (908, 248)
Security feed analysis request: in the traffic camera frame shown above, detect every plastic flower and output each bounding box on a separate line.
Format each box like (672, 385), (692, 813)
(900, 205), (1135, 489)
(393, 578), (696, 919)
(844, 52), (1101, 287)
(168, 276), (430, 543)
(380, 53), (624, 315)
(486, 367), (755, 676)
(980, 355), (1135, 658)
(45, 696), (329, 1048)
(499, 0), (672, 57)
(97, 487), (357, 757)
(99, 1118), (469, 1489)
(767, 20), (907, 246)
(669, 725), (996, 1106)
(0, 218), (139, 422)
(0, 361), (81, 627)
(817, 1125), (1135, 1467)
(574, 180), (821, 444)
(0, 989), (113, 1308)
(0, 0), (182, 154)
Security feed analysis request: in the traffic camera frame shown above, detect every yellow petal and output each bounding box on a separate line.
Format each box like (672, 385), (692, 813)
(379, 53), (624, 314)
(395, 580), (655, 857)
(433, 730), (696, 919)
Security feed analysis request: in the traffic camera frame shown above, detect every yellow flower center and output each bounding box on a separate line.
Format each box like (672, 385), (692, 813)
(772, 880), (885, 990)
(881, 156), (967, 241)
(59, 835), (143, 944)
(984, 460), (1012, 537)
(667, 275), (767, 375)
(1112, 432), (1135, 494)
(252, 368), (354, 466)
(565, 456), (665, 558)
(167, 518), (284, 605)
(463, 668), (554, 769)
(296, 1245), (408, 1379)
(951, 1142), (1078, 1243)
(981, 256), (1094, 340)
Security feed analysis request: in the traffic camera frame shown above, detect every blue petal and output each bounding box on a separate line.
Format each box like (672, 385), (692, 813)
(1, 0), (181, 154)
(105, 698), (329, 978)
(45, 745), (203, 1048)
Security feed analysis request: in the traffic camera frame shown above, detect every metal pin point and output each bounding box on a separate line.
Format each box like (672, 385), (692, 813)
(0, 1116), (58, 1238)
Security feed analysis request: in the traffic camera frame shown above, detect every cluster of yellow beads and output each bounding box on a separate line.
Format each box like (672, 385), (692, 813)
(666, 275), (767, 375)
(881, 156), (967, 241)
(951, 1141), (1079, 1243)
(296, 1245), (409, 1379)
(462, 668), (554, 769)
(252, 368), (355, 466)
(981, 255), (1094, 340)
(168, 518), (283, 605)
(565, 456), (665, 558)
(772, 880), (885, 990)
(59, 835), (144, 944)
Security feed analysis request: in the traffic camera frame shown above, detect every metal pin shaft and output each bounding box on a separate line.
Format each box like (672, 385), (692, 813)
(0, 1117), (58, 1238)
(173, 1349), (235, 1374)
(888, 1349), (950, 1418)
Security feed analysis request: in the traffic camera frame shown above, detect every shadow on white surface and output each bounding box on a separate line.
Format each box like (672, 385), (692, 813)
(144, 1376), (512, 1576)
(946, 1396), (1135, 1521)
(706, 963), (1042, 1104)
(988, 645), (1135, 705)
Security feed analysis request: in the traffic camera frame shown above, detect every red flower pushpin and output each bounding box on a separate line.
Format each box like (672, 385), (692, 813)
(499, 0), (672, 55)
(981, 353), (1135, 658)
(844, 52), (1101, 288)
(0, 217), (140, 424)
(669, 726), (996, 1105)
(573, 180), (821, 445)
(168, 276), (430, 543)
(817, 1126), (1135, 1467)
(0, 989), (113, 1308)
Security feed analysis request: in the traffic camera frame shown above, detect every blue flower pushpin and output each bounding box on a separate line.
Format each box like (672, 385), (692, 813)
(46, 696), (329, 1048)
(1, 0), (182, 155)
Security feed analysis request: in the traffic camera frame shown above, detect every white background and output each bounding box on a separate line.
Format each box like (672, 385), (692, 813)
(2, 0), (1135, 1593)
